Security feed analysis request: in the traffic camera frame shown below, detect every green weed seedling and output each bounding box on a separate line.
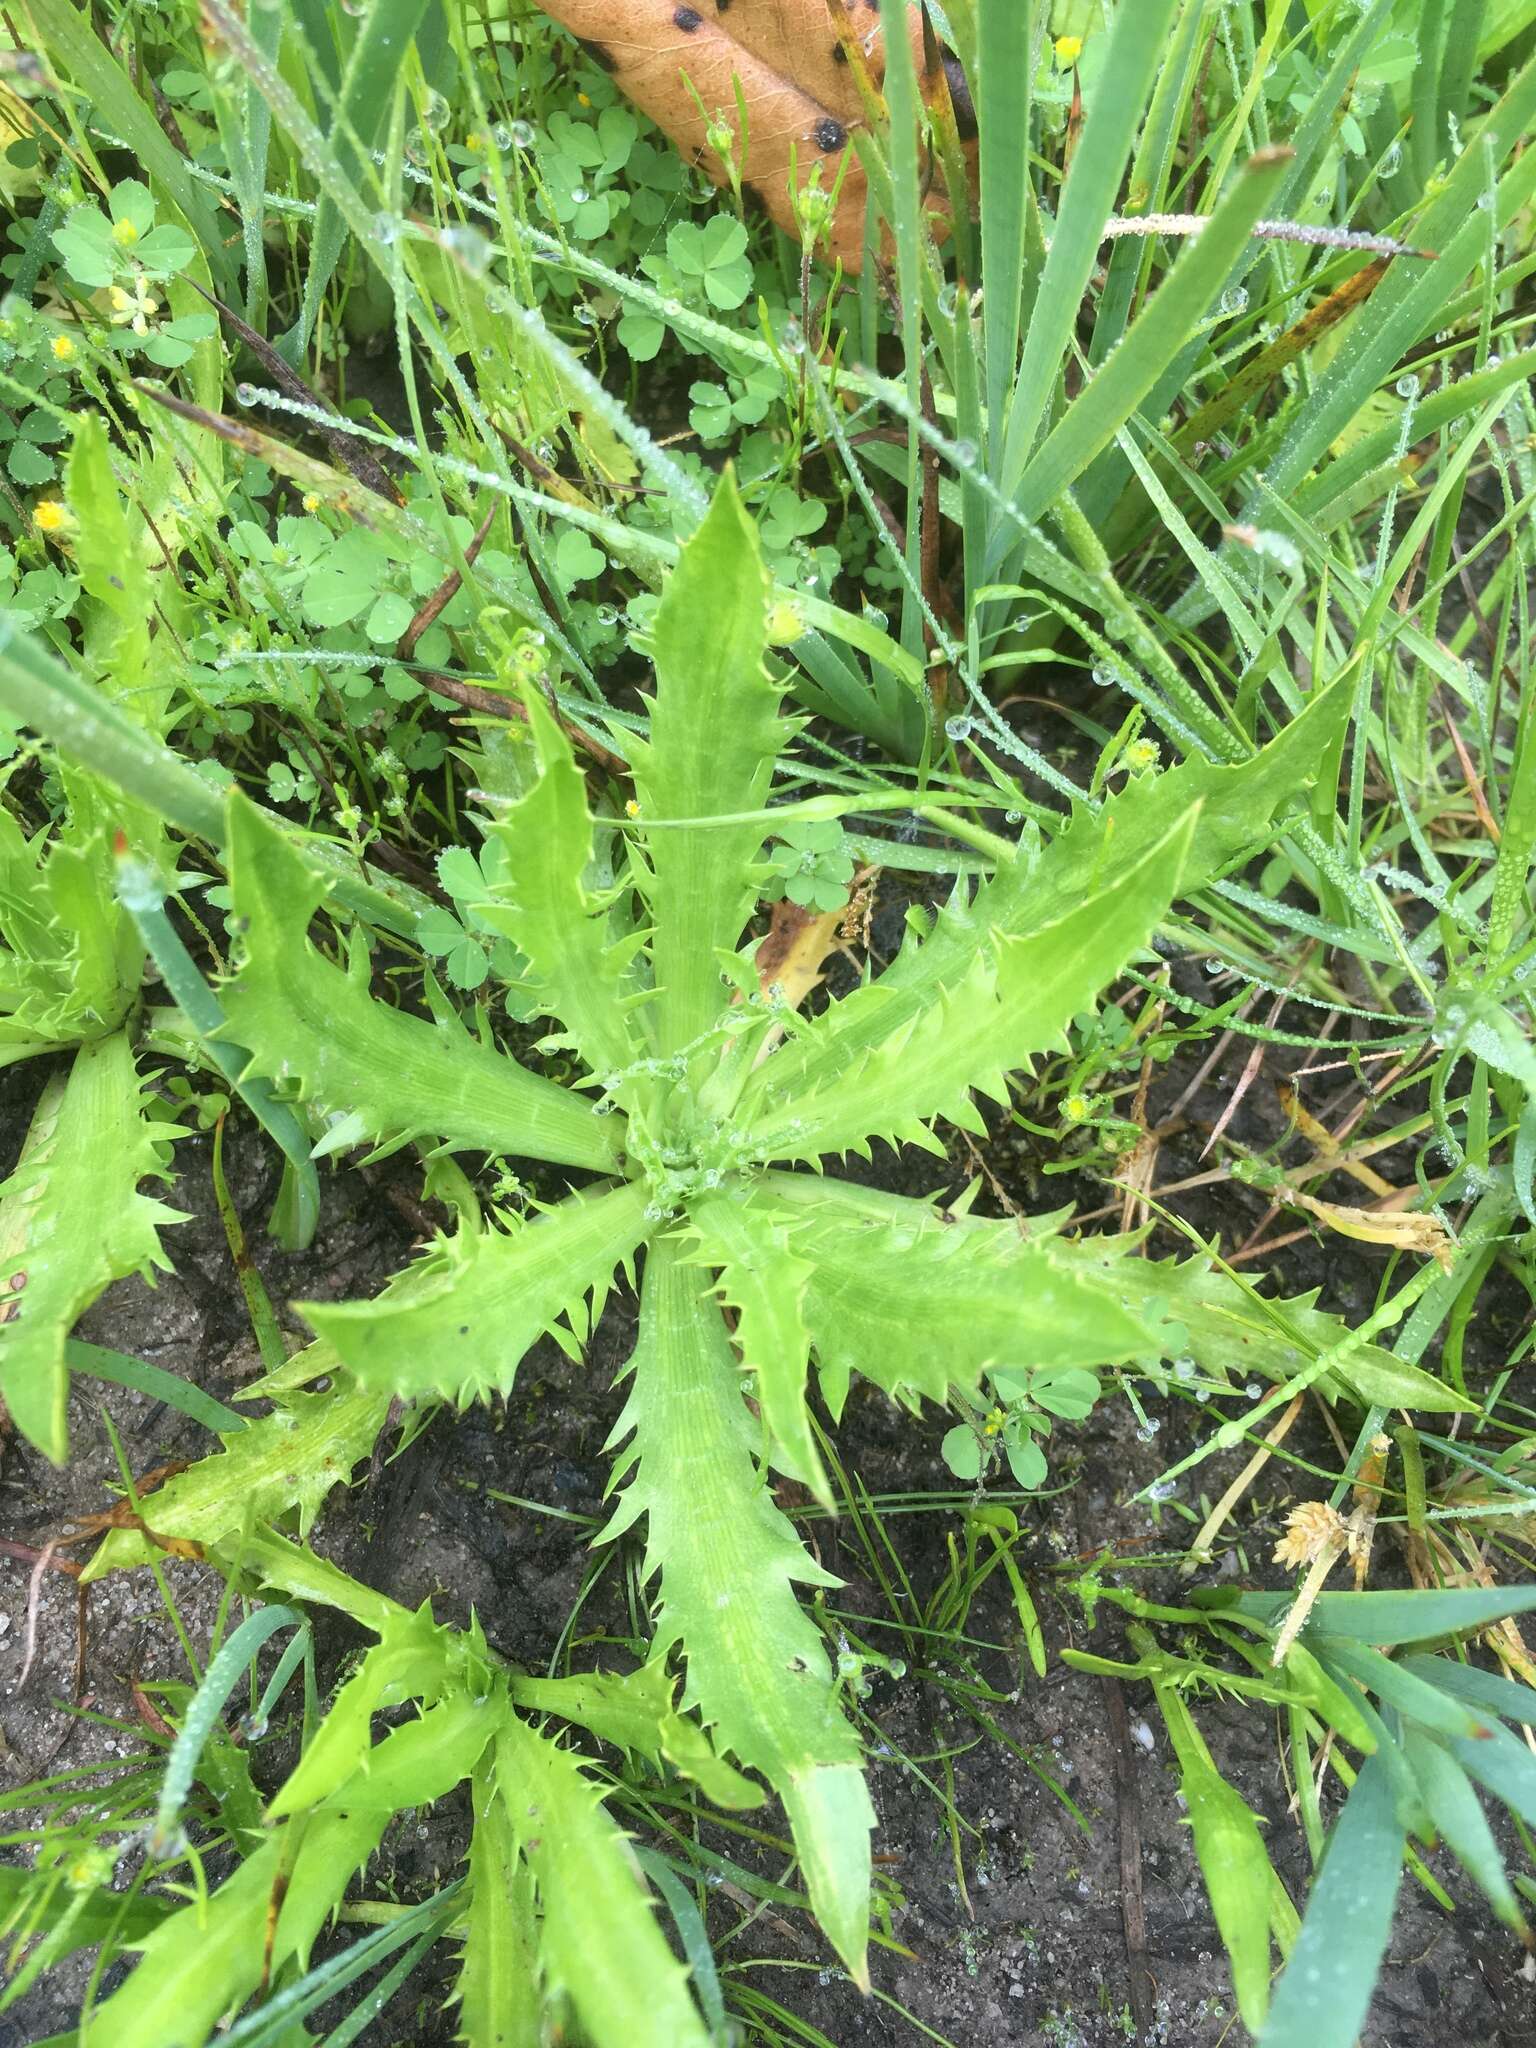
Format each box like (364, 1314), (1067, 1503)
(72, 475), (1468, 2041)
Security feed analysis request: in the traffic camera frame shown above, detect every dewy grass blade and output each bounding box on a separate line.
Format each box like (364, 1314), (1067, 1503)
(0, 621), (226, 847)
(283, 0), (432, 357)
(0, 621), (421, 940)
(987, 0), (1181, 559)
(876, 0), (927, 660)
(976, 0), (1035, 455)
(1197, 1585), (1536, 1644)
(1009, 146), (1294, 527)
(217, 1889), (462, 2047)
(150, 1604), (306, 1852)
(1257, 1753), (1404, 2048)
(1257, 47), (1536, 507)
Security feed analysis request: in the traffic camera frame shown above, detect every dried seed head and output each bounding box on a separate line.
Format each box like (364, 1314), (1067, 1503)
(1273, 1501), (1349, 1571)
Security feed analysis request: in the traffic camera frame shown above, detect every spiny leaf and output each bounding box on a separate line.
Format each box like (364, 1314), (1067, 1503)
(738, 810), (1199, 1164)
(509, 1659), (764, 1810)
(0, 1030), (183, 1463)
(82, 1371), (393, 1580)
(219, 792), (622, 1175)
(80, 1274), (464, 1581)
(0, 811), (136, 1061)
(272, 1695), (495, 1974)
(267, 1606), (462, 1818)
(459, 1770), (541, 2048)
(65, 416), (154, 714)
(758, 1173), (1173, 1412)
(476, 687), (647, 1086)
(301, 1183), (652, 1406)
(75, 1839), (281, 2048)
(492, 1713), (714, 2048)
(286, 1693), (497, 1817)
(1097, 1250), (1475, 1414)
(602, 1237), (872, 1978)
(785, 680), (1347, 1098)
(687, 1188), (828, 1504)
(627, 470), (794, 1063)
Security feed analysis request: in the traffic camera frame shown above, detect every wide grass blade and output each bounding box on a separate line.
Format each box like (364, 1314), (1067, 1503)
(1257, 1752), (1404, 2048)
(283, 0), (433, 357)
(987, 0), (1181, 560)
(65, 1340), (248, 1435)
(1008, 145), (1294, 526)
(1200, 1585), (1536, 1643)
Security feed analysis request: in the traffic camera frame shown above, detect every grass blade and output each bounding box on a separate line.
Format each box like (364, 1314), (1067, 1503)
(1009, 146), (1294, 525)
(65, 1339), (248, 1435)
(988, 0), (1181, 556)
(1257, 1751), (1404, 2048)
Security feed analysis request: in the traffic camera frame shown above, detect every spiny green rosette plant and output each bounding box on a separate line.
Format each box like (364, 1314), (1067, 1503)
(102, 475), (1441, 1994)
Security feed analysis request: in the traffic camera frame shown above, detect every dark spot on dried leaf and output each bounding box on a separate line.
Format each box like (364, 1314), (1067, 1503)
(944, 55), (977, 139)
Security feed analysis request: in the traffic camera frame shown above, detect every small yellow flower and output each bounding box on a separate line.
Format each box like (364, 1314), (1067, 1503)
(51, 332), (77, 362)
(577, 90), (591, 107)
(624, 798), (641, 818)
(1064, 1093), (1091, 1123)
(302, 492), (321, 512)
(111, 215), (140, 246)
(1124, 738), (1159, 771)
(1055, 34), (1084, 65)
(108, 278), (160, 336)
(33, 500), (70, 534)
(982, 1408), (1005, 1438)
(465, 132), (485, 152)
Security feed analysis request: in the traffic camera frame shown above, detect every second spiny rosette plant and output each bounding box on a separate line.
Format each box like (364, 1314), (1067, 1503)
(84, 476), (1467, 2031)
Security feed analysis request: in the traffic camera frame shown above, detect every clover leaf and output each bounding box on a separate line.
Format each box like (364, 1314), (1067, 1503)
(665, 216), (752, 310)
(52, 181), (194, 289)
(555, 526), (606, 587)
(766, 818), (854, 913)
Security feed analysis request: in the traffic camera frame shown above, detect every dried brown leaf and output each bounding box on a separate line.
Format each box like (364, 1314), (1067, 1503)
(536, 0), (947, 270)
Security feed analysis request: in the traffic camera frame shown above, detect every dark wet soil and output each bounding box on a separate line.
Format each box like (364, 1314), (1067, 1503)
(3, 925), (1534, 2047)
